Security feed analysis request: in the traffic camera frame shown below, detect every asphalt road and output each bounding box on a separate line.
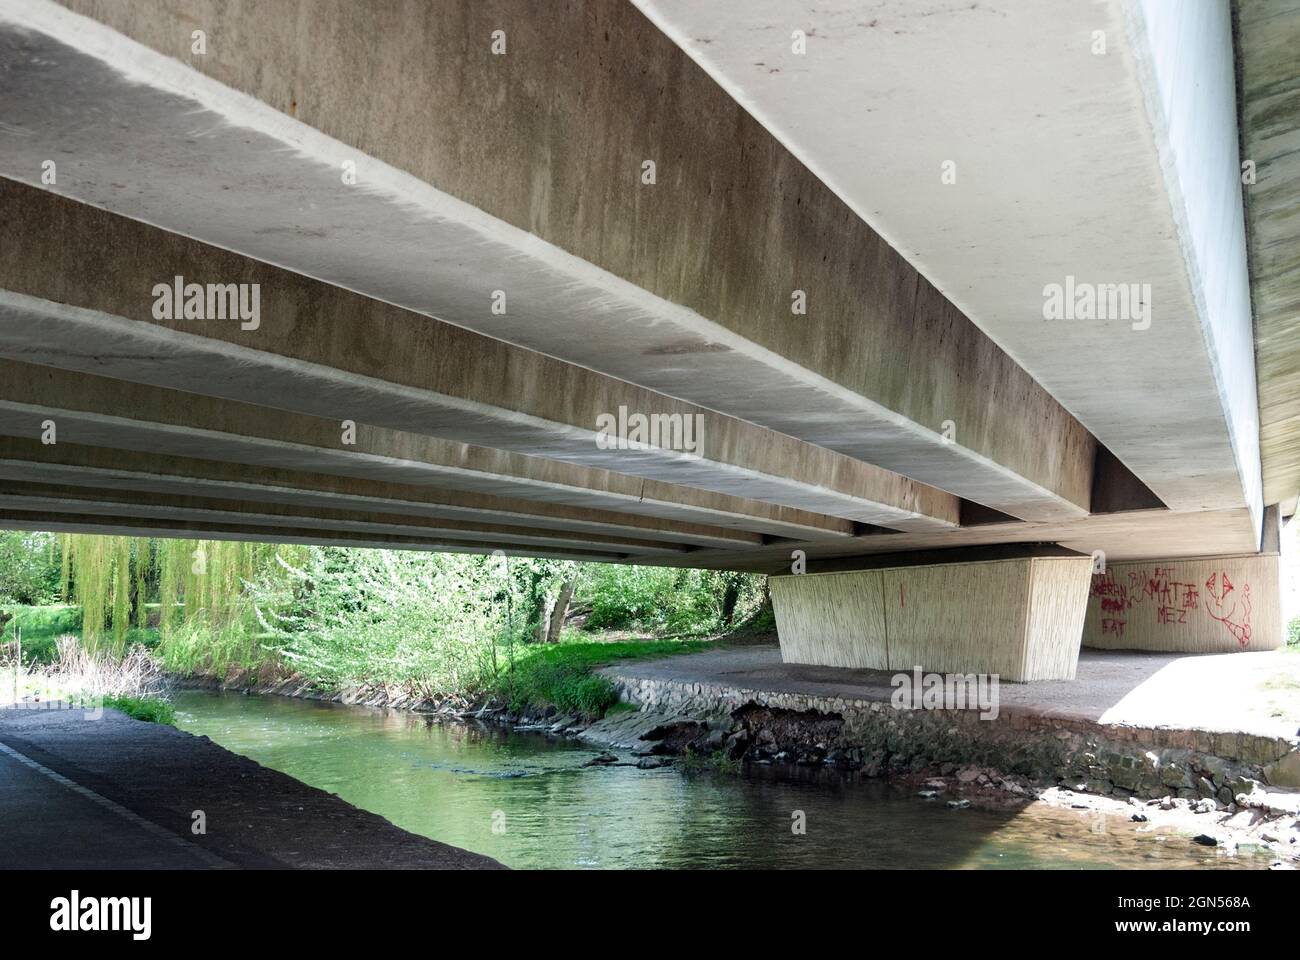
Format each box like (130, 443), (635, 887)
(0, 703), (504, 870)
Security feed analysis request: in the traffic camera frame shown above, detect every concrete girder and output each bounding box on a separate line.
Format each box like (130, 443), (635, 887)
(647, 506), (1262, 575)
(0, 509), (627, 563)
(0, 480), (689, 557)
(0, 359), (856, 543)
(0, 181), (957, 532)
(635, 0), (1261, 534)
(0, 0), (1094, 522)
(1238, 0), (1300, 509)
(0, 436), (781, 551)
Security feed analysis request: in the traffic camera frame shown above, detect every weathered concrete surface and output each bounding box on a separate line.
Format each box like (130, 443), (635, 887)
(0, 181), (957, 532)
(0, 480), (696, 558)
(600, 644), (1300, 744)
(1239, 0), (1300, 510)
(0, 509), (633, 564)
(649, 506), (1261, 573)
(0, 359), (855, 544)
(1084, 553), (1284, 653)
(0, 705), (504, 868)
(0, 436), (800, 552)
(770, 557), (1093, 681)
(637, 0), (1261, 531)
(0, 0), (1096, 521)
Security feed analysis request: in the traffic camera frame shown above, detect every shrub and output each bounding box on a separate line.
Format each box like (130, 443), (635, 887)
(102, 695), (176, 725)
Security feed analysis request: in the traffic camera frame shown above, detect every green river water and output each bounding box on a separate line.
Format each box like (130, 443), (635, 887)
(172, 690), (1261, 870)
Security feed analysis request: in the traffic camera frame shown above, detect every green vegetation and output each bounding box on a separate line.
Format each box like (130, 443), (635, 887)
(2, 531), (772, 713)
(0, 531), (62, 606)
(490, 637), (714, 716)
(583, 565), (763, 635)
(1, 604), (84, 662)
(1288, 616), (1300, 648)
(102, 695), (176, 726)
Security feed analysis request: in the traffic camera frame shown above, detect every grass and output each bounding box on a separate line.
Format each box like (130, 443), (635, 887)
(678, 749), (741, 775)
(1, 604), (160, 663)
(1, 605), (82, 662)
(491, 636), (714, 717)
(102, 694), (176, 726)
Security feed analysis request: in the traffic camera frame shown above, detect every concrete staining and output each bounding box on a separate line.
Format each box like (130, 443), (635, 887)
(1239, 0), (1300, 509)
(0, 182), (957, 532)
(0, 0), (1095, 521)
(637, 0), (1262, 530)
(0, 1), (1289, 674)
(0, 361), (854, 544)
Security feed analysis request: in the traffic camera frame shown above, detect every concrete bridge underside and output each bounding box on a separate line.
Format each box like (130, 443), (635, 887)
(0, 0), (1295, 678)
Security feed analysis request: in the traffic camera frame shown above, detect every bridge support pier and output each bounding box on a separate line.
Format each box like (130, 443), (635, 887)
(1083, 553), (1283, 653)
(769, 555), (1094, 682)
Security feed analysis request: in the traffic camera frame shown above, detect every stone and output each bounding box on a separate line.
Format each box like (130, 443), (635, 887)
(946, 799), (971, 809)
(1229, 776), (1262, 798)
(1263, 752), (1300, 789)
(583, 751), (619, 767)
(1191, 833), (1220, 846)
(1160, 763), (1187, 788)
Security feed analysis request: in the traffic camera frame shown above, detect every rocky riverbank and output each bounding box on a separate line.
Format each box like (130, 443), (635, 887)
(171, 667), (1300, 867)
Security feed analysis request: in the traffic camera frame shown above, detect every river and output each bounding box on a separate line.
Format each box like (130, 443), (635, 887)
(173, 690), (1260, 869)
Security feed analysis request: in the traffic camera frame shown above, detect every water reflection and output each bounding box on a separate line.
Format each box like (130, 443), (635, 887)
(173, 691), (1258, 870)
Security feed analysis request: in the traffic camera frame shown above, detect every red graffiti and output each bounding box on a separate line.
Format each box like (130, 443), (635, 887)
(1089, 567), (1253, 645)
(1156, 606), (1186, 625)
(1204, 571), (1252, 648)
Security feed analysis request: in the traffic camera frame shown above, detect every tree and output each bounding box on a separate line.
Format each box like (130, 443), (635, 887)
(0, 531), (61, 605)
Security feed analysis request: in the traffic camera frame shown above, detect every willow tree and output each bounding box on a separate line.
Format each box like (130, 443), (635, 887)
(60, 534), (148, 655)
(60, 534), (275, 657)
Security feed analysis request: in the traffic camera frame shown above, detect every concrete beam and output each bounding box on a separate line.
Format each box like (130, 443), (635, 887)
(0, 509), (624, 563)
(648, 506), (1262, 574)
(0, 436), (776, 551)
(636, 0), (1259, 531)
(1238, 0), (1300, 508)
(0, 480), (689, 557)
(0, 359), (855, 543)
(0, 180), (957, 532)
(0, 0), (1095, 521)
